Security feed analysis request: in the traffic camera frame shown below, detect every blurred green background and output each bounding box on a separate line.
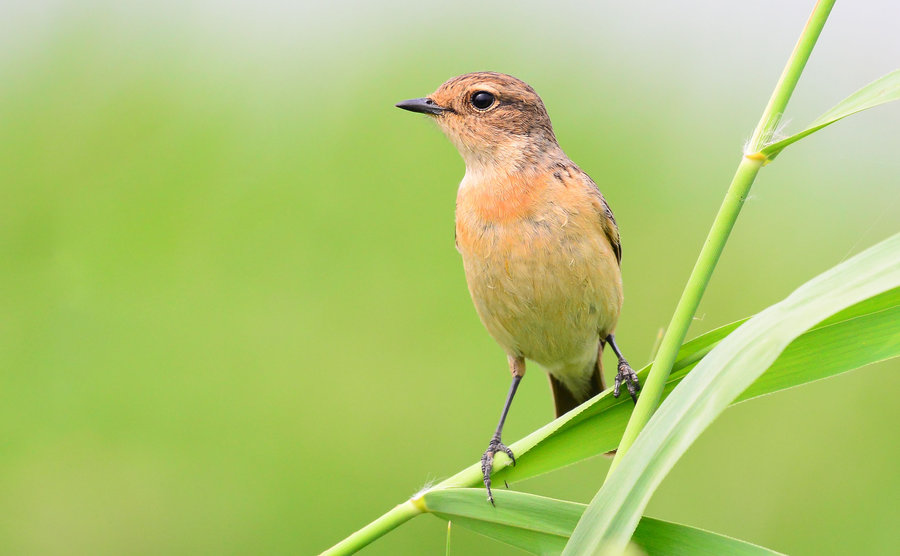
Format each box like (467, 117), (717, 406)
(1, 1), (898, 554)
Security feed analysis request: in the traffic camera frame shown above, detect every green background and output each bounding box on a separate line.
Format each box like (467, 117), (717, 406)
(1, 1), (898, 554)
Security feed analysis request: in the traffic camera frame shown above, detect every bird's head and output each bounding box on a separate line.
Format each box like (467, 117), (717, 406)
(396, 72), (559, 172)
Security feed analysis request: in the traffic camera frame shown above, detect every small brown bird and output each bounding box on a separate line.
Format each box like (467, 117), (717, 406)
(396, 72), (639, 503)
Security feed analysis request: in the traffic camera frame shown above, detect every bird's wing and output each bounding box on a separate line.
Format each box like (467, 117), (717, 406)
(571, 166), (622, 264)
(595, 188), (622, 264)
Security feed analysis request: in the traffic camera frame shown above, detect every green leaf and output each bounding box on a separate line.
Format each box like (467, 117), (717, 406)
(433, 287), (899, 493)
(423, 489), (782, 556)
(323, 285), (899, 555)
(758, 70), (900, 159)
(563, 233), (900, 555)
(426, 489), (579, 555)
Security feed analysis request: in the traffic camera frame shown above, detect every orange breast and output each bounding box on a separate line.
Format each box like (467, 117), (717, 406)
(461, 173), (549, 223)
(457, 172), (544, 254)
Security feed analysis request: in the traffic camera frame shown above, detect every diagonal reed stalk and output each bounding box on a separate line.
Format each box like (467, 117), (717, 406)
(322, 501), (423, 555)
(607, 0), (836, 473)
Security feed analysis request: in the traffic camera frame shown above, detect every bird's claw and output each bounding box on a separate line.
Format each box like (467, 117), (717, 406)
(613, 360), (640, 403)
(481, 435), (515, 505)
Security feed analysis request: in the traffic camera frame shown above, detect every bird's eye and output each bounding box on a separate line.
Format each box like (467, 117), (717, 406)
(470, 91), (495, 110)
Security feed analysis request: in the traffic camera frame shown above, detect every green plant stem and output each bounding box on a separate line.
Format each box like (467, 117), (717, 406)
(607, 0), (835, 474)
(320, 500), (423, 556)
(320, 455), (487, 554)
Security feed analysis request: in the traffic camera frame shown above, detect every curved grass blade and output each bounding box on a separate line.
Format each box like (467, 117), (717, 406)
(758, 70), (900, 160)
(323, 287), (899, 554)
(424, 489), (782, 556)
(434, 287), (899, 492)
(563, 233), (900, 555)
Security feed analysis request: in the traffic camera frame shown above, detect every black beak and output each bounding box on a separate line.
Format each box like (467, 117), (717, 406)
(395, 97), (446, 115)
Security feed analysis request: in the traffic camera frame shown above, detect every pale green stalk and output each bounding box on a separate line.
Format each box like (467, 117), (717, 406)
(607, 0), (835, 473)
(320, 500), (422, 555)
(446, 521), (452, 556)
(321, 452), (488, 554)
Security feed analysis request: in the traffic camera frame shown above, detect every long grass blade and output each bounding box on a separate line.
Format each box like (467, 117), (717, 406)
(563, 233), (900, 554)
(323, 285), (900, 554)
(423, 489), (782, 556)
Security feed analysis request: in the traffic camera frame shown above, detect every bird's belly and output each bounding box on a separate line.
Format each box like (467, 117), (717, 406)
(459, 218), (622, 371)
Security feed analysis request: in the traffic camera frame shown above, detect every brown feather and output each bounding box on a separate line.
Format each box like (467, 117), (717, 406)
(579, 169), (622, 264)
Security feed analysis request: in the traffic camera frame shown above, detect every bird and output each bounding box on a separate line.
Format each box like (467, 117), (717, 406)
(396, 72), (639, 504)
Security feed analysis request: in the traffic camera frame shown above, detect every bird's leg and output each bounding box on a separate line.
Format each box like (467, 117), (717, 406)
(481, 355), (524, 505)
(606, 334), (640, 404)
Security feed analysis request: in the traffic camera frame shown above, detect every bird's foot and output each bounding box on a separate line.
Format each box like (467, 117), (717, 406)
(481, 434), (515, 505)
(613, 359), (640, 403)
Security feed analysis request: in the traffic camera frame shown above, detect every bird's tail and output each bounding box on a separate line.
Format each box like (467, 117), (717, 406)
(549, 340), (606, 418)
